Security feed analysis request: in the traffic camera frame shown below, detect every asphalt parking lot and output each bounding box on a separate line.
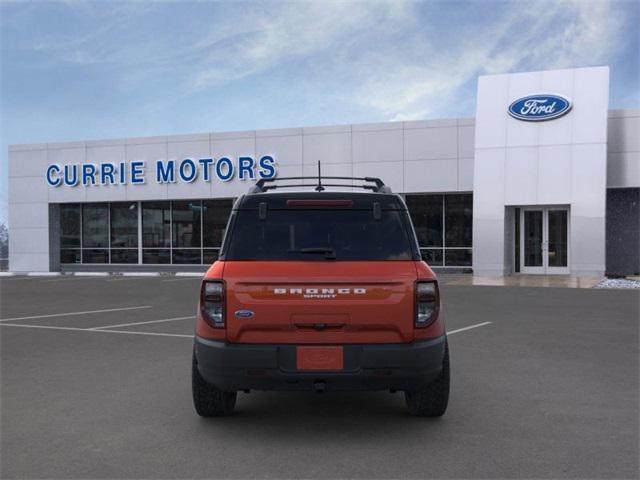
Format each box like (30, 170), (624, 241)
(1, 275), (638, 479)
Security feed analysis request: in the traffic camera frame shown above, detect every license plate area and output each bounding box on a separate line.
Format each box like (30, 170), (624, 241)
(296, 346), (344, 371)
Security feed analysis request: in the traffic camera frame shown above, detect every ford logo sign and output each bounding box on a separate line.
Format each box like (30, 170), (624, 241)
(234, 310), (254, 318)
(508, 94), (572, 121)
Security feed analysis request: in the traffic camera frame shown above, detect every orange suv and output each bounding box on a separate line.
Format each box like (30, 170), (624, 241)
(192, 173), (449, 416)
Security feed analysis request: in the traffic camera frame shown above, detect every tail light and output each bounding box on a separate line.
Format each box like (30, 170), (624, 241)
(415, 280), (439, 328)
(201, 280), (225, 328)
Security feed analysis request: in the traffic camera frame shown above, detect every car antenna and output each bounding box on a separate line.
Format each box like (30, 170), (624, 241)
(315, 160), (325, 192)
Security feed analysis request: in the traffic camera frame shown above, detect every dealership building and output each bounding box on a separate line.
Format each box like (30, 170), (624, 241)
(7, 66), (640, 276)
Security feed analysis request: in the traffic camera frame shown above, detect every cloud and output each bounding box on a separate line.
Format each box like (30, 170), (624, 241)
(2, 0), (632, 121)
(0, 0), (634, 227)
(343, 0), (627, 121)
(11, 0), (418, 101)
(188, 1), (415, 90)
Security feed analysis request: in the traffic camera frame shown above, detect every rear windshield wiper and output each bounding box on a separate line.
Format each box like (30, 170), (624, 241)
(288, 247), (337, 259)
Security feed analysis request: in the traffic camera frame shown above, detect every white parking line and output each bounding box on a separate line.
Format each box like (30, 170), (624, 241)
(72, 272), (110, 276)
(0, 318), (492, 340)
(448, 321), (492, 335)
(0, 323), (191, 338)
(0, 306), (152, 322)
(42, 276), (109, 283)
(91, 315), (193, 330)
(0, 276), (43, 282)
(162, 277), (202, 282)
(106, 277), (162, 282)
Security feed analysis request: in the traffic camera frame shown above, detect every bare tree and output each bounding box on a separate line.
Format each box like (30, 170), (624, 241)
(0, 222), (8, 259)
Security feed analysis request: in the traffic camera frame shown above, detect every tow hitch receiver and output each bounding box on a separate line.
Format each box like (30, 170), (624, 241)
(313, 381), (327, 393)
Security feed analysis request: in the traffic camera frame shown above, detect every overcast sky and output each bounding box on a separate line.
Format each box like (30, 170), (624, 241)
(1, 0), (638, 225)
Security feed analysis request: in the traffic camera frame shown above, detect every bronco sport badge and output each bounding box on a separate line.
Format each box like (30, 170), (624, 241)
(274, 287), (367, 299)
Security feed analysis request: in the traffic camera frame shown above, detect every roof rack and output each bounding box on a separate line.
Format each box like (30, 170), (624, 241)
(249, 161), (392, 194)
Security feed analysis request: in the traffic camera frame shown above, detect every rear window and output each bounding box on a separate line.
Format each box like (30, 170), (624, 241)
(223, 209), (417, 261)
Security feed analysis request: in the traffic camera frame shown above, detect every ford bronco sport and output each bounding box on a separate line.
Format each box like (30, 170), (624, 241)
(192, 172), (449, 416)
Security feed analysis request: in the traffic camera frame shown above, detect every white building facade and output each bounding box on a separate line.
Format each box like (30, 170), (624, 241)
(7, 66), (640, 276)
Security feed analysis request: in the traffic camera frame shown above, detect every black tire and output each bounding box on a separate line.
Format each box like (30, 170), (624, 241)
(192, 353), (237, 417)
(404, 340), (450, 417)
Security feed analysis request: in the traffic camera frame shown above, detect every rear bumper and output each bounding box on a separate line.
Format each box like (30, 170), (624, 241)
(194, 335), (446, 392)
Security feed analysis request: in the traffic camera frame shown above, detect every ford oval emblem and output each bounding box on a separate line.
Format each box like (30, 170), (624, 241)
(234, 310), (254, 318)
(508, 94), (572, 121)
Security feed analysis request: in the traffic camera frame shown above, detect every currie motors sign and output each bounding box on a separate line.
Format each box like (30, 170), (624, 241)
(508, 94), (572, 121)
(45, 155), (277, 187)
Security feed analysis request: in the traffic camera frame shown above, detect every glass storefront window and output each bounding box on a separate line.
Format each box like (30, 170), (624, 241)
(406, 193), (473, 267)
(203, 199), (233, 247)
(142, 202), (171, 248)
(405, 195), (443, 247)
(111, 249), (138, 264)
(82, 249), (109, 264)
(56, 197), (239, 266)
(444, 249), (472, 267)
(203, 249), (220, 264)
(172, 249), (201, 264)
(421, 248), (443, 266)
(172, 201), (202, 249)
(444, 194), (473, 248)
(60, 204), (81, 248)
(142, 249), (170, 264)
(59, 196), (468, 267)
(82, 204), (109, 248)
(111, 203), (138, 248)
(58, 196), (471, 267)
(60, 249), (81, 264)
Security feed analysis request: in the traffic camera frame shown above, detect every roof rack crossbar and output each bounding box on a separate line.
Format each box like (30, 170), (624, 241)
(251, 175), (390, 193)
(261, 183), (378, 192)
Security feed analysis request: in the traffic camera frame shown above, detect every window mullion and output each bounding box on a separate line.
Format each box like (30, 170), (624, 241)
(137, 201), (142, 265)
(81, 204), (84, 264)
(442, 195), (446, 265)
(108, 202), (111, 264)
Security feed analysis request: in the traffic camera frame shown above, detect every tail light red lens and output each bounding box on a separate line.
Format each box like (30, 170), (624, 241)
(415, 280), (439, 328)
(201, 280), (225, 328)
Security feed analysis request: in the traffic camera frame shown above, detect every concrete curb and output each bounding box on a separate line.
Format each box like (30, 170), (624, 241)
(2, 271), (204, 278)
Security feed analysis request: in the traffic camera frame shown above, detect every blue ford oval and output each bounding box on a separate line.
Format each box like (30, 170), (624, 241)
(234, 310), (254, 318)
(508, 94), (572, 121)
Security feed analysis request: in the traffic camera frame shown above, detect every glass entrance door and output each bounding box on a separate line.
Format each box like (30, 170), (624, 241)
(522, 210), (545, 274)
(546, 210), (569, 273)
(519, 207), (569, 274)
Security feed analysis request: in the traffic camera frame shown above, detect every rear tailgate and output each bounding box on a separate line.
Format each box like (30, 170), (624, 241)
(223, 261), (417, 344)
